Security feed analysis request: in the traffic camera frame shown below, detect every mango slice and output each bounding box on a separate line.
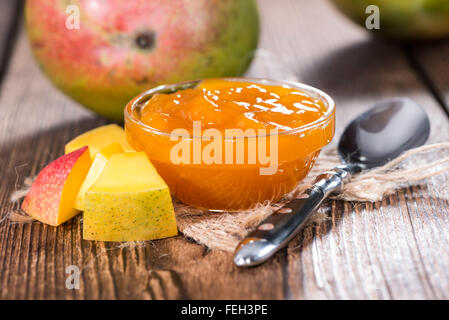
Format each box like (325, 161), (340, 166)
(74, 143), (124, 211)
(65, 124), (134, 159)
(83, 152), (178, 241)
(22, 146), (91, 226)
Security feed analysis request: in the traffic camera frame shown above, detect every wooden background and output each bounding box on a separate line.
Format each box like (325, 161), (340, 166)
(2, 0), (449, 299)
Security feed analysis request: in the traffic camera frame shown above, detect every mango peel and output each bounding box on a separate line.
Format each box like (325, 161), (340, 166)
(331, 0), (449, 40)
(22, 146), (91, 226)
(83, 152), (178, 242)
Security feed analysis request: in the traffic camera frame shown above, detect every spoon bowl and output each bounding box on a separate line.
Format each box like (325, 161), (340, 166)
(234, 97), (430, 267)
(338, 97), (430, 169)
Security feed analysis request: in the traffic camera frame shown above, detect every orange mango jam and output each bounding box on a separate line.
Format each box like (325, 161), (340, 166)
(140, 79), (327, 133)
(125, 78), (335, 211)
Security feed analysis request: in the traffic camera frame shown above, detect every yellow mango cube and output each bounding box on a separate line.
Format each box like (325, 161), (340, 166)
(83, 152), (178, 241)
(65, 124), (134, 159)
(74, 143), (124, 211)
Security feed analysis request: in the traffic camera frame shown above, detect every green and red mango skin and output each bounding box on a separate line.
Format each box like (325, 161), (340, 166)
(331, 0), (449, 40)
(21, 146), (89, 226)
(25, 0), (260, 121)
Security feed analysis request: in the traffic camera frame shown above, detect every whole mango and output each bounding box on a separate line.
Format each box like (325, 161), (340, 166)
(331, 0), (449, 40)
(25, 0), (260, 121)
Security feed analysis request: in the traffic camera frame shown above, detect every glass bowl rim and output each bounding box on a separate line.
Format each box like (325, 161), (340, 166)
(124, 77), (335, 140)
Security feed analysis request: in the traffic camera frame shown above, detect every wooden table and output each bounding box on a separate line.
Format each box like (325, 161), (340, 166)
(2, 0), (449, 300)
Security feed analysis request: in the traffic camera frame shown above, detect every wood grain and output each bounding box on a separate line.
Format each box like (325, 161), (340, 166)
(408, 40), (449, 113)
(248, 0), (449, 299)
(1, 0), (449, 300)
(0, 0), (22, 84)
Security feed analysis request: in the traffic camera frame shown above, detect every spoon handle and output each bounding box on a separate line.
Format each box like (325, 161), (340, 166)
(233, 163), (361, 267)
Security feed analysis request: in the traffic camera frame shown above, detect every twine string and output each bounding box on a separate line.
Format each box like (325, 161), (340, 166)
(7, 142), (449, 252)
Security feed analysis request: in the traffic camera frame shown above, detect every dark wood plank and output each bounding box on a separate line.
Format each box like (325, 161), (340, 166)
(0, 0), (22, 84)
(1, 0), (449, 300)
(405, 39), (449, 298)
(409, 40), (449, 113)
(247, 0), (449, 299)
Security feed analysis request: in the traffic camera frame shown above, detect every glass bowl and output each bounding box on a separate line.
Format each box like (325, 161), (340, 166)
(124, 78), (335, 211)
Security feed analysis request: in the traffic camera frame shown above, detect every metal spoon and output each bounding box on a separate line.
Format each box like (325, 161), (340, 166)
(234, 97), (430, 267)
